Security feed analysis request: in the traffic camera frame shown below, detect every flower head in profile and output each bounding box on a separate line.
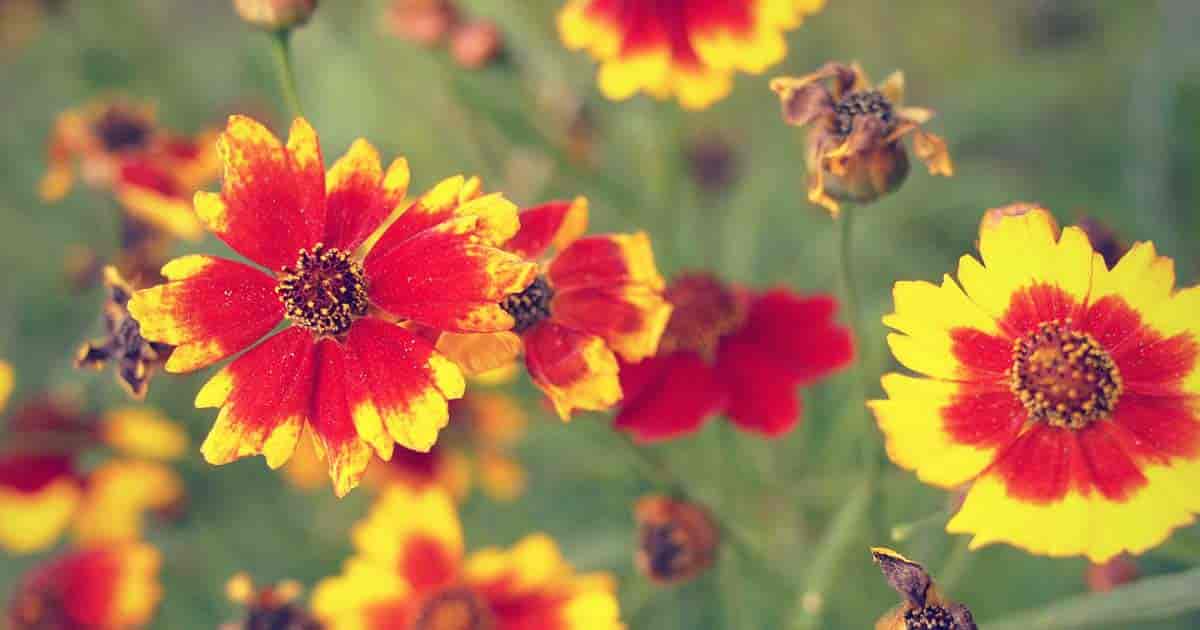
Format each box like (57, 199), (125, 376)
(615, 273), (852, 442)
(634, 495), (719, 585)
(127, 115), (537, 496)
(0, 398), (187, 554)
(40, 97), (221, 239)
(771, 62), (952, 215)
(7, 542), (163, 629)
(559, 0), (825, 110)
(871, 206), (1200, 562)
(233, 0), (318, 31)
(437, 198), (672, 419)
(871, 547), (976, 630)
(76, 266), (174, 399)
(311, 486), (623, 629)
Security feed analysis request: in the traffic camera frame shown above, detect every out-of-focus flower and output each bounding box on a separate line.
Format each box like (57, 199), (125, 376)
(76, 266), (174, 400)
(0, 360), (12, 412)
(0, 399), (187, 553)
(383, 0), (458, 47)
(221, 573), (322, 630)
(771, 62), (952, 215)
(64, 215), (173, 291)
(40, 97), (220, 240)
(1086, 554), (1139, 592)
(686, 134), (739, 194)
(127, 115), (537, 497)
(615, 273), (852, 441)
(871, 207), (1200, 562)
(7, 542), (162, 629)
(437, 197), (672, 419)
(871, 547), (976, 630)
(312, 486), (622, 629)
(450, 20), (504, 69)
(0, 0), (63, 60)
(233, 0), (318, 31)
(559, 0), (826, 110)
(634, 495), (718, 585)
(287, 391), (529, 502)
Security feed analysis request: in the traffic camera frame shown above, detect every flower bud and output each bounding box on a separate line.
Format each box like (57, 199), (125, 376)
(450, 20), (504, 69)
(1086, 555), (1139, 592)
(233, 0), (317, 31)
(634, 495), (719, 585)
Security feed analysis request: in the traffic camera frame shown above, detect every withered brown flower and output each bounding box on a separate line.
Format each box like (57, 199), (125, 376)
(634, 495), (719, 585)
(771, 62), (953, 215)
(75, 267), (172, 399)
(871, 547), (976, 630)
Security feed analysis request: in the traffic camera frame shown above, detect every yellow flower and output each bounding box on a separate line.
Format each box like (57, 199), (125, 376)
(871, 207), (1200, 562)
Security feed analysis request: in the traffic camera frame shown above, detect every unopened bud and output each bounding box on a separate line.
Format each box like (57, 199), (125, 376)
(233, 0), (317, 31)
(634, 495), (719, 585)
(450, 21), (503, 70)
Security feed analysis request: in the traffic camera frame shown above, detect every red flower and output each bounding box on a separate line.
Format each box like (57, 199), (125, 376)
(615, 273), (852, 441)
(128, 116), (537, 496)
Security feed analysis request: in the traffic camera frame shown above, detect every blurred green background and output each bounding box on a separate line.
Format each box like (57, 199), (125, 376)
(2, 1), (1199, 628)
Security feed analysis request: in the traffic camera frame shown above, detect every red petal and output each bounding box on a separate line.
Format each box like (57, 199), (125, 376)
(203, 116), (325, 270)
(128, 256), (282, 372)
(506, 198), (588, 260)
(324, 140), (408, 251)
(1076, 422), (1148, 502)
(727, 290), (854, 383)
(1111, 394), (1200, 462)
(524, 322), (621, 418)
(949, 327), (1012, 381)
(0, 454), (77, 493)
(614, 353), (725, 442)
(716, 337), (802, 437)
(310, 339), (374, 497)
(997, 283), (1082, 338)
(989, 424), (1078, 504)
(401, 535), (460, 593)
(547, 234), (660, 291)
(941, 384), (1027, 449)
(117, 159), (179, 197)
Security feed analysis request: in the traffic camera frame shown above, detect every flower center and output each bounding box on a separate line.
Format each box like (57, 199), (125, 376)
(413, 587), (493, 630)
(832, 90), (896, 137)
(658, 274), (745, 360)
(500, 275), (554, 334)
(1010, 320), (1122, 429)
(641, 522), (691, 582)
(94, 109), (151, 152)
(903, 605), (957, 630)
(275, 243), (369, 337)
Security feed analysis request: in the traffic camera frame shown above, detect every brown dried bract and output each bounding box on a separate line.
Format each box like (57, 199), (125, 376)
(75, 266), (172, 400)
(871, 547), (976, 630)
(634, 495), (719, 585)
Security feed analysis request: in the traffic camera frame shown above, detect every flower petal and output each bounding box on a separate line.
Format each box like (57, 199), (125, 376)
(350, 486), (464, 587)
(548, 232), (664, 292)
(614, 353), (726, 443)
(507, 197), (590, 260)
(310, 339), (376, 498)
(311, 557), (413, 630)
(550, 284), (672, 362)
(882, 275), (1002, 381)
(324, 139), (409, 252)
(114, 159), (205, 240)
(524, 322), (621, 419)
(128, 255), (282, 372)
(716, 336), (804, 437)
(435, 331), (524, 376)
(732, 290), (854, 383)
(22, 543), (163, 627)
(366, 215), (537, 332)
(199, 116), (325, 270)
(72, 459), (184, 545)
(197, 327), (315, 470)
(365, 175), (517, 259)
(0, 455), (81, 553)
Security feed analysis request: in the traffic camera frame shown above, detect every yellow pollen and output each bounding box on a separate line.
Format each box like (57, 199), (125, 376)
(1010, 319), (1122, 429)
(275, 243), (369, 337)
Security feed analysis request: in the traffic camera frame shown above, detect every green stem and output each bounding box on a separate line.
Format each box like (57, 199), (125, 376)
(269, 29), (303, 118)
(937, 535), (973, 592)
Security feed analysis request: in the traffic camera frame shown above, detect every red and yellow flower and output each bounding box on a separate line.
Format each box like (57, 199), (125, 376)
(40, 97), (220, 239)
(311, 486), (623, 630)
(0, 400), (186, 554)
(615, 273), (852, 441)
(558, 0), (826, 110)
(871, 206), (1200, 562)
(127, 115), (538, 496)
(7, 542), (163, 629)
(437, 198), (672, 419)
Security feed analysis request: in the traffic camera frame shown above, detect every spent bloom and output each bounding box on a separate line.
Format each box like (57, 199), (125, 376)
(871, 207), (1200, 562)
(559, 0), (826, 110)
(771, 62), (952, 215)
(437, 197), (672, 419)
(233, 0), (317, 30)
(41, 97), (220, 239)
(128, 115), (537, 496)
(7, 542), (163, 629)
(616, 273), (852, 441)
(311, 486), (623, 629)
(76, 266), (174, 399)
(871, 547), (976, 630)
(634, 495), (719, 585)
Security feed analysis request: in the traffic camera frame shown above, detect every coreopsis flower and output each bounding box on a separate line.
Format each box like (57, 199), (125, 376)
(384, 0), (458, 47)
(871, 547), (976, 630)
(40, 97), (220, 239)
(222, 573), (322, 630)
(76, 266), (174, 399)
(870, 207), (1200, 562)
(0, 0), (63, 59)
(771, 62), (953, 215)
(634, 495), (718, 585)
(233, 0), (318, 30)
(437, 197), (672, 419)
(311, 486), (623, 629)
(127, 115), (537, 496)
(7, 542), (162, 629)
(615, 273), (852, 441)
(0, 399), (186, 553)
(558, 0), (826, 110)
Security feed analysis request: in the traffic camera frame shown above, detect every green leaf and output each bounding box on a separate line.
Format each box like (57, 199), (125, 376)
(985, 568), (1200, 630)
